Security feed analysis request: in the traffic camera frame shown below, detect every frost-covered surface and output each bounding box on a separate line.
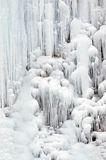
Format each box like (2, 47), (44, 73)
(1, 0), (106, 159)
(0, 74), (105, 160)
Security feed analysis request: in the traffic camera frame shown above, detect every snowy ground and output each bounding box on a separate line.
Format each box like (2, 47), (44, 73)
(0, 73), (105, 160)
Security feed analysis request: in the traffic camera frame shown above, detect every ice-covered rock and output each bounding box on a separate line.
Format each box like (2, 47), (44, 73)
(42, 64), (53, 76)
(85, 88), (94, 99)
(71, 66), (91, 96)
(92, 132), (106, 144)
(50, 70), (64, 80)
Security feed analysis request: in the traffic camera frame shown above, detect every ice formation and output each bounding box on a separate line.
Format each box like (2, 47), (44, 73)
(0, 0), (106, 107)
(1, 2), (106, 159)
(31, 75), (74, 128)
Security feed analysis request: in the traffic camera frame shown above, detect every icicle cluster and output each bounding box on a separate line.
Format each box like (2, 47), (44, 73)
(30, 56), (74, 128)
(29, 0), (106, 140)
(1, 0), (106, 145)
(0, 0), (27, 107)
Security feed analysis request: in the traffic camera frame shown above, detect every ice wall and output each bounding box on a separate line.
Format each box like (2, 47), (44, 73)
(0, 0), (27, 107)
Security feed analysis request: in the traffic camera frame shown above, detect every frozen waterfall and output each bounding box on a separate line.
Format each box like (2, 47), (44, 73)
(0, 0), (106, 130)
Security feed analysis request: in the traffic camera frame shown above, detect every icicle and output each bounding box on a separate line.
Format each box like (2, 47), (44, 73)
(44, 2), (54, 56)
(0, 0), (28, 107)
(32, 77), (74, 128)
